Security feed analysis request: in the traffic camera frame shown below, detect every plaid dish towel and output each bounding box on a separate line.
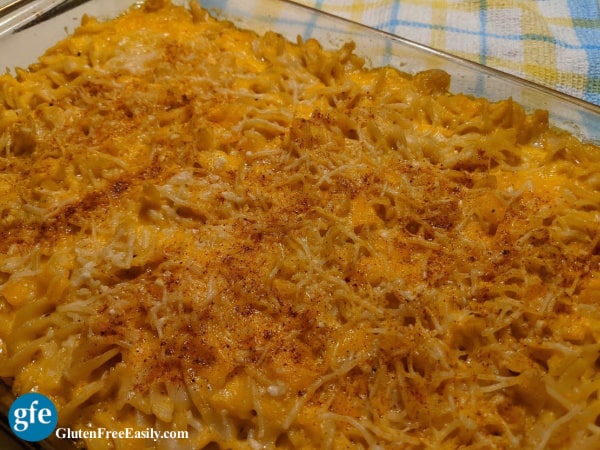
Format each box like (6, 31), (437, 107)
(294, 0), (600, 107)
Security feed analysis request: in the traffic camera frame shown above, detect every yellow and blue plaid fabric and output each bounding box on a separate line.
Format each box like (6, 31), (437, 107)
(294, 0), (600, 107)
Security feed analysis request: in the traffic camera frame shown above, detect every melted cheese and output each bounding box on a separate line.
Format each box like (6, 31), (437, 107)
(1, 1), (600, 449)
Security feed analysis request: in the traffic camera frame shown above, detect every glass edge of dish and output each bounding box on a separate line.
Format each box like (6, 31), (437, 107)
(281, 0), (600, 116)
(0, 0), (74, 37)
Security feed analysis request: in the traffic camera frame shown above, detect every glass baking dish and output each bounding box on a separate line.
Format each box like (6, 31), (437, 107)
(1, 0), (599, 145)
(0, 0), (599, 448)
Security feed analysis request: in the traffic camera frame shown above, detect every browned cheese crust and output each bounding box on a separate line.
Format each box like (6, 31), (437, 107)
(1, 1), (600, 449)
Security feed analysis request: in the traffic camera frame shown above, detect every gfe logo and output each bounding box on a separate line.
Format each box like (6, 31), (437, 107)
(8, 393), (58, 442)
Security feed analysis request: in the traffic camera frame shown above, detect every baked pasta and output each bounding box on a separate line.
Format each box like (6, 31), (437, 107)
(1, 1), (600, 449)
